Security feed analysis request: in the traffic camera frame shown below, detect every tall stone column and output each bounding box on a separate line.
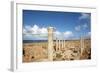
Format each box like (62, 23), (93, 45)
(48, 27), (53, 61)
(63, 39), (65, 49)
(80, 36), (84, 55)
(61, 39), (63, 49)
(56, 38), (58, 51)
(58, 39), (60, 51)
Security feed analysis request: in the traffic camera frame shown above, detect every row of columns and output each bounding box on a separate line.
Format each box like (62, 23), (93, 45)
(48, 27), (85, 61)
(56, 38), (65, 51)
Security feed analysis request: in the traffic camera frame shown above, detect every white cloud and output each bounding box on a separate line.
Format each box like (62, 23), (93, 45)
(54, 31), (61, 35)
(23, 28), (27, 34)
(88, 32), (91, 36)
(75, 23), (89, 31)
(53, 30), (74, 39)
(75, 25), (81, 31)
(30, 24), (40, 34)
(40, 27), (47, 34)
(79, 13), (90, 20)
(24, 25), (31, 29)
(23, 25), (32, 35)
(53, 31), (61, 39)
(23, 24), (48, 40)
(24, 24), (48, 35)
(83, 23), (88, 29)
(63, 31), (73, 39)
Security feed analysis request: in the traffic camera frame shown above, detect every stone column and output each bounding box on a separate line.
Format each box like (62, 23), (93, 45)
(56, 38), (58, 51)
(63, 39), (65, 49)
(62, 39), (63, 49)
(80, 36), (84, 55)
(58, 39), (60, 51)
(48, 27), (53, 61)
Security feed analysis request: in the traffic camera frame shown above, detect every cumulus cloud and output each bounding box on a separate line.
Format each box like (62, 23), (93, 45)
(23, 24), (48, 40)
(30, 24), (40, 34)
(63, 31), (73, 39)
(24, 24), (47, 35)
(54, 31), (61, 36)
(40, 27), (48, 34)
(23, 24), (75, 40)
(53, 30), (74, 39)
(79, 13), (90, 20)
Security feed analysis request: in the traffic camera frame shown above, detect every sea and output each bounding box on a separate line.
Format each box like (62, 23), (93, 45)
(23, 40), (48, 43)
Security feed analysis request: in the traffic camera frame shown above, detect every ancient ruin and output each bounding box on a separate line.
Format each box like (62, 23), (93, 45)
(23, 27), (91, 62)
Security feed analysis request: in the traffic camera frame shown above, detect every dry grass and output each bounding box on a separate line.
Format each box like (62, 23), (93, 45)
(23, 39), (91, 62)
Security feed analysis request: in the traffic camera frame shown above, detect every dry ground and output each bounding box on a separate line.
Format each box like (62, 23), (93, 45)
(23, 39), (91, 62)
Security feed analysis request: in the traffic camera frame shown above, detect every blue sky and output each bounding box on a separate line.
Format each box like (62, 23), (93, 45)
(23, 10), (91, 40)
